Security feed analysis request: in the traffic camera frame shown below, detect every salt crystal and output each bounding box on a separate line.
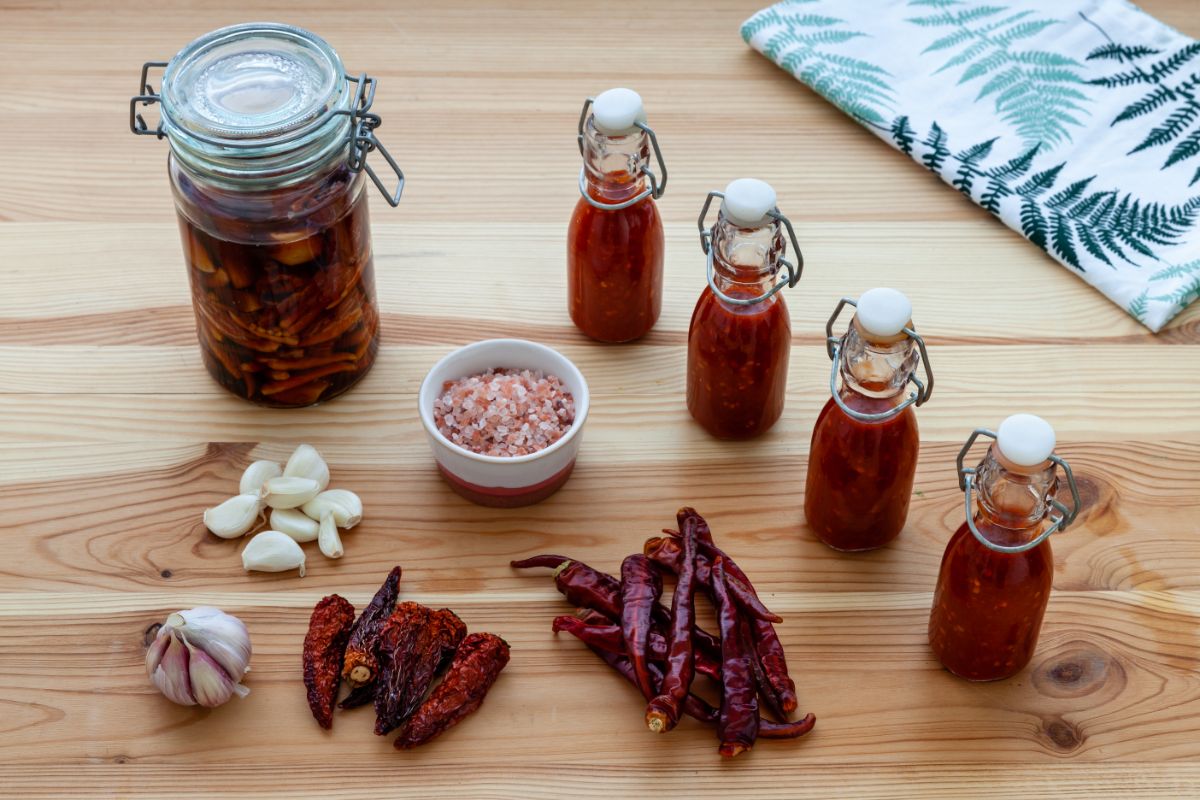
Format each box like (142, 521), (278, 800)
(433, 368), (575, 457)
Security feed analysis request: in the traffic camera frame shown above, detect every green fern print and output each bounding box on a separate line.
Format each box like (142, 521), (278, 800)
(893, 116), (1200, 272)
(906, 1), (1089, 148)
(742, 0), (895, 124)
(1147, 260), (1200, 309)
(1085, 23), (1200, 186)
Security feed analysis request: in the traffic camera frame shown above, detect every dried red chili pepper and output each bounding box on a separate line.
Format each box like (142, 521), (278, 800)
(759, 712), (816, 739)
(373, 601), (431, 735)
(645, 513), (698, 734)
(670, 510), (798, 715)
(644, 536), (781, 623)
(620, 554), (662, 700)
(551, 615), (721, 682)
(342, 566), (402, 691)
(712, 558), (759, 758)
(394, 632), (511, 750)
(302, 593), (356, 729)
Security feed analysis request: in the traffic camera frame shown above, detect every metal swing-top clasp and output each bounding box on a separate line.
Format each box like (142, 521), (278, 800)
(696, 190), (803, 307)
(955, 428), (1082, 554)
(823, 297), (934, 423)
(129, 64), (405, 207)
(576, 96), (668, 211)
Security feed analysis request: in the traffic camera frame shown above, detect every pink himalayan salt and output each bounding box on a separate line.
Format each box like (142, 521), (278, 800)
(433, 368), (576, 457)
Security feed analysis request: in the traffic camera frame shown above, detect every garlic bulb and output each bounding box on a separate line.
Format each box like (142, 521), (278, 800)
(283, 444), (330, 491)
(262, 477), (321, 510)
(203, 493), (264, 539)
(242, 530), (306, 576)
(145, 607), (251, 708)
(317, 512), (344, 559)
(239, 460), (282, 495)
(302, 489), (363, 529)
(270, 507), (320, 542)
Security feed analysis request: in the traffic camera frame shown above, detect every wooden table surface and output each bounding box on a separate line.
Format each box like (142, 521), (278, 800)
(3, 1), (1200, 797)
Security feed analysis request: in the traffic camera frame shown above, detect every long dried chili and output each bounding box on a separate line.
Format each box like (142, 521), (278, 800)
(619, 554), (662, 700)
(342, 566), (402, 691)
(302, 594), (356, 729)
(645, 513), (698, 734)
(644, 536), (781, 623)
(551, 615), (721, 681)
(712, 558), (759, 758)
(394, 632), (511, 750)
(377, 606), (467, 734)
(373, 602), (432, 735)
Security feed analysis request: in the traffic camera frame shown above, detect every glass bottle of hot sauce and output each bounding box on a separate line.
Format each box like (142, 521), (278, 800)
(687, 179), (803, 439)
(804, 289), (934, 551)
(568, 88), (667, 342)
(929, 415), (1081, 681)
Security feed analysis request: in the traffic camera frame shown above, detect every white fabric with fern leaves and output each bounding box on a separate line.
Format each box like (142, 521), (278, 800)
(743, 0), (1200, 331)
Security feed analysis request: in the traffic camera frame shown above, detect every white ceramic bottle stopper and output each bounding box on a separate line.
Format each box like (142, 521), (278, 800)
(856, 287), (912, 339)
(721, 178), (776, 228)
(996, 413), (1056, 466)
(592, 88), (646, 135)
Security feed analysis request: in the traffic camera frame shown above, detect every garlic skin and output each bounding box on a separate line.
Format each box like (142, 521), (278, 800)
(239, 460), (282, 495)
(270, 508), (320, 542)
(242, 530), (307, 576)
(283, 444), (330, 491)
(317, 512), (344, 559)
(203, 493), (264, 539)
(302, 489), (363, 529)
(262, 477), (321, 510)
(146, 607), (251, 708)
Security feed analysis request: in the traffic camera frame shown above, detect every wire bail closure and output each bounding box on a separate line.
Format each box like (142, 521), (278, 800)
(956, 428), (1082, 554)
(130, 64), (405, 206)
(576, 97), (668, 211)
(823, 297), (933, 423)
(696, 190), (803, 307)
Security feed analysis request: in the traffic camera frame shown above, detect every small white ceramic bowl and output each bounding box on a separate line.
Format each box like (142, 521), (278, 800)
(418, 339), (590, 507)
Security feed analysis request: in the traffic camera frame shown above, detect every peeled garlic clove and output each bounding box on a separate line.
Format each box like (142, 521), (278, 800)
(203, 493), (264, 539)
(150, 634), (196, 706)
(239, 459), (282, 495)
(302, 489), (363, 529)
(283, 444), (330, 491)
(242, 530), (306, 576)
(270, 508), (320, 543)
(262, 477), (321, 510)
(165, 607), (252, 682)
(318, 512), (344, 559)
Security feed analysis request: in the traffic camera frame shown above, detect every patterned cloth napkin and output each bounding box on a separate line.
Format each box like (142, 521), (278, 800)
(742, 0), (1200, 331)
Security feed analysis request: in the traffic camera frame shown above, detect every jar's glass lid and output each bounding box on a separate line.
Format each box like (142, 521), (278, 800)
(161, 22), (346, 143)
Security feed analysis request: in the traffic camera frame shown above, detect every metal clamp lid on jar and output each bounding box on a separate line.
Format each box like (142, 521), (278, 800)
(697, 179), (803, 307)
(823, 291), (933, 423)
(129, 24), (405, 207)
(576, 89), (668, 211)
(955, 416), (1082, 554)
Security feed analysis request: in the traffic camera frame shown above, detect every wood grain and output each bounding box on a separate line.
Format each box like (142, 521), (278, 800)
(1, 0), (1199, 797)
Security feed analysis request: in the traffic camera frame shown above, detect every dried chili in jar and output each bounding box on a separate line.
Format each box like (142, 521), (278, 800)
(130, 23), (405, 407)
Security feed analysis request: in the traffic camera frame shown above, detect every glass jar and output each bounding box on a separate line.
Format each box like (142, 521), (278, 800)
(686, 179), (802, 439)
(129, 23), (405, 407)
(928, 415), (1081, 681)
(804, 289), (934, 551)
(568, 88), (667, 343)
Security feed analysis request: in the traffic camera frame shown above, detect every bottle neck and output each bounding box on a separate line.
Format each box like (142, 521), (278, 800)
(972, 445), (1057, 533)
(710, 211), (785, 301)
(838, 319), (917, 401)
(581, 117), (650, 204)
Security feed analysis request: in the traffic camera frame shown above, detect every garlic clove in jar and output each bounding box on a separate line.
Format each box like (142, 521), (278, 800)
(270, 507), (320, 543)
(317, 512), (344, 559)
(239, 459), (282, 495)
(283, 444), (330, 491)
(203, 493), (264, 539)
(262, 477), (321, 510)
(302, 489), (363, 529)
(165, 607), (251, 682)
(242, 530), (307, 576)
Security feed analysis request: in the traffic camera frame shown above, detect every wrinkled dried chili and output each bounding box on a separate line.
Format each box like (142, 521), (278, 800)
(394, 632), (511, 750)
(712, 558), (759, 758)
(375, 605), (467, 735)
(645, 513), (698, 734)
(551, 615), (721, 681)
(342, 566), (402, 691)
(620, 554), (662, 700)
(302, 594), (356, 729)
(644, 536), (781, 623)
